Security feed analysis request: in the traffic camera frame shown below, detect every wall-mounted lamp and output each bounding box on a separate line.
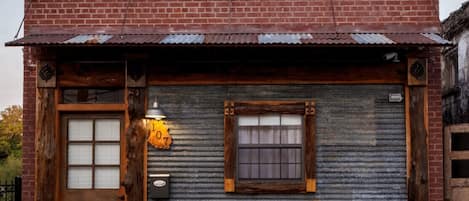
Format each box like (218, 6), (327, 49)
(145, 97), (166, 120)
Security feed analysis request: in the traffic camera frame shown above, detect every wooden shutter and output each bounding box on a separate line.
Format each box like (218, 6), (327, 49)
(305, 101), (316, 192)
(224, 101), (236, 192)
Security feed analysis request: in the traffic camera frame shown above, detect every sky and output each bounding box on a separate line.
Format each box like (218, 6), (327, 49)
(0, 0), (467, 111)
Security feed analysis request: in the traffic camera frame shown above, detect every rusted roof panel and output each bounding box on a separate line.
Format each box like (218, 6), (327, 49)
(258, 33), (313, 44)
(421, 33), (452, 45)
(301, 33), (356, 44)
(5, 34), (74, 46)
(203, 34), (258, 44)
(384, 33), (436, 45)
(64, 34), (112, 44)
(5, 33), (453, 46)
(105, 34), (167, 44)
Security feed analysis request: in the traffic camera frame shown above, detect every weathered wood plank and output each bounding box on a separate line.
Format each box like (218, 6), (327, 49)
(148, 63), (405, 85)
(123, 88), (146, 201)
(408, 87), (429, 201)
(234, 101), (306, 114)
(36, 88), (57, 201)
(236, 182), (306, 194)
(56, 104), (126, 111)
(58, 63), (125, 87)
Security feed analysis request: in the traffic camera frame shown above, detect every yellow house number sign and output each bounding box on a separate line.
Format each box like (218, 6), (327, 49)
(148, 120), (172, 149)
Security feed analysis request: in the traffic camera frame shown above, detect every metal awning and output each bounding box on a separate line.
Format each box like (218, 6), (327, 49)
(5, 33), (452, 47)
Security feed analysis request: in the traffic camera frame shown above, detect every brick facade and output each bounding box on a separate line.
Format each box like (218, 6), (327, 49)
(428, 47), (444, 201)
(21, 1), (443, 201)
(24, 0), (440, 33)
(22, 47), (38, 201)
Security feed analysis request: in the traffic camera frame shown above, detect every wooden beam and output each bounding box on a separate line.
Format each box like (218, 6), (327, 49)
(36, 88), (57, 201)
(56, 104), (126, 111)
(148, 63), (406, 85)
(408, 87), (429, 201)
(58, 63), (125, 87)
(123, 88), (146, 201)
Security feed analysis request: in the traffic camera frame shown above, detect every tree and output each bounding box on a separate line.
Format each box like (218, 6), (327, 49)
(0, 105), (22, 158)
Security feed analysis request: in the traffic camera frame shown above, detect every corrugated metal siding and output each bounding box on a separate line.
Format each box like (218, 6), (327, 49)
(148, 85), (406, 201)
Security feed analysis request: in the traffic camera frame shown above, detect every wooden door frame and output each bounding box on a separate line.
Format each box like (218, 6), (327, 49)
(444, 124), (469, 200)
(58, 113), (125, 201)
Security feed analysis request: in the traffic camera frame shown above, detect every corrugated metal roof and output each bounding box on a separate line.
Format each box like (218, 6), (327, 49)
(64, 34), (113, 44)
(351, 33), (395, 44)
(5, 33), (453, 46)
(160, 34), (205, 44)
(384, 33), (436, 45)
(203, 33), (257, 44)
(258, 33), (313, 44)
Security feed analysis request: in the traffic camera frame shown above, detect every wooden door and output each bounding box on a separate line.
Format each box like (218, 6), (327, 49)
(444, 124), (469, 201)
(60, 114), (124, 201)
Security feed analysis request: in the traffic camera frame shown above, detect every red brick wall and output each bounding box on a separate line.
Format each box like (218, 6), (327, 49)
(22, 47), (38, 201)
(24, 0), (440, 34)
(21, 1), (443, 201)
(427, 47), (443, 201)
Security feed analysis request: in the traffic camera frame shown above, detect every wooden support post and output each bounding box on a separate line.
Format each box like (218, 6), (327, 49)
(36, 88), (57, 201)
(407, 57), (429, 201)
(224, 101), (235, 192)
(123, 88), (146, 201)
(408, 87), (429, 201)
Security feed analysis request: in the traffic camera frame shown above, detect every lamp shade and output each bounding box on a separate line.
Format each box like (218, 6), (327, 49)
(145, 99), (166, 120)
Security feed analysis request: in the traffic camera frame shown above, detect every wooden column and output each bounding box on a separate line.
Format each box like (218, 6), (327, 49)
(407, 58), (429, 201)
(224, 101), (235, 192)
(123, 61), (147, 201)
(123, 88), (146, 201)
(36, 60), (57, 201)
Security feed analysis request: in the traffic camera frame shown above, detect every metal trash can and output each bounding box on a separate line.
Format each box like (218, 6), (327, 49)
(148, 173), (170, 199)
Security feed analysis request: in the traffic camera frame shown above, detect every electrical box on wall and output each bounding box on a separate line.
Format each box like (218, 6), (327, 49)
(149, 173), (170, 199)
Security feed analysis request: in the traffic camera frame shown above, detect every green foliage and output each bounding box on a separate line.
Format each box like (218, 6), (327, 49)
(0, 156), (22, 181)
(0, 105), (22, 180)
(0, 105), (23, 152)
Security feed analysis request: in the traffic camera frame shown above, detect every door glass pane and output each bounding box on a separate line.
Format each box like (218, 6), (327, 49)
(68, 167), (92, 189)
(68, 144), (92, 165)
(95, 167), (120, 189)
(95, 143), (120, 165)
(95, 119), (120, 141)
(68, 119), (93, 141)
(452, 133), (469, 151)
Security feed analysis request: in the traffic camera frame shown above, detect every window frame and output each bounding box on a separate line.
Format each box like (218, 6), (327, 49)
(224, 100), (316, 193)
(235, 114), (305, 181)
(61, 114), (125, 193)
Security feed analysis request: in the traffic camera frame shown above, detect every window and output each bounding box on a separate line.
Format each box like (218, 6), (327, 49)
(238, 114), (303, 180)
(449, 132), (469, 179)
(65, 116), (122, 189)
(224, 101), (316, 193)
